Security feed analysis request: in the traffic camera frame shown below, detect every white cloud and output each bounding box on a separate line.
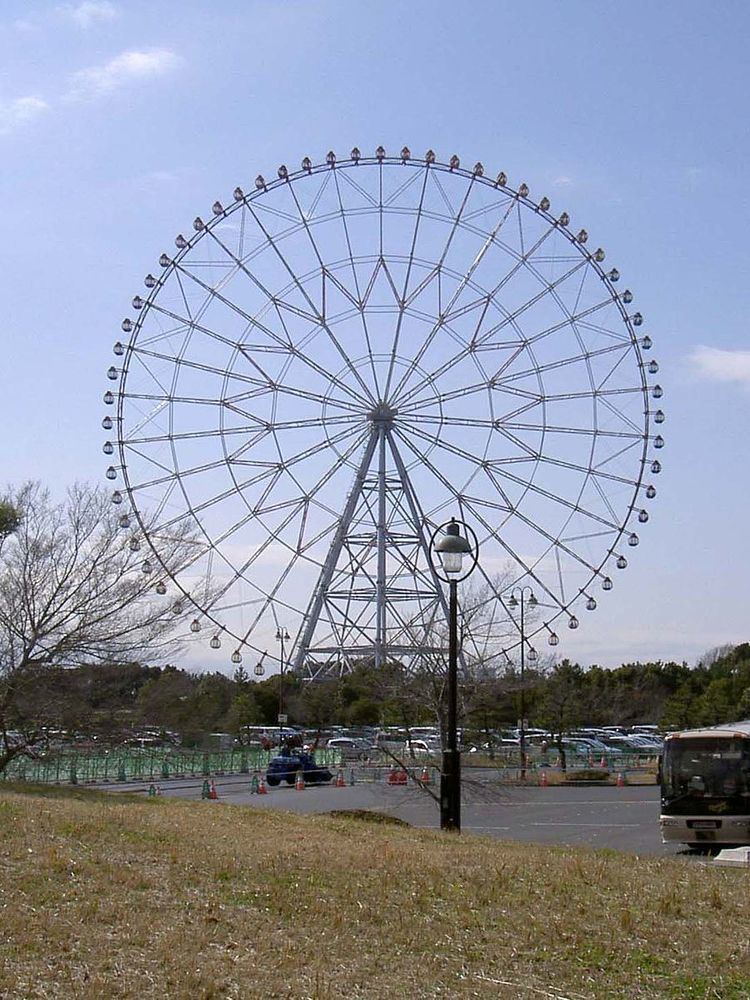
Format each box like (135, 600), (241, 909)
(58, 1), (119, 28)
(552, 175), (573, 188)
(66, 47), (182, 101)
(689, 345), (750, 386)
(0, 96), (49, 135)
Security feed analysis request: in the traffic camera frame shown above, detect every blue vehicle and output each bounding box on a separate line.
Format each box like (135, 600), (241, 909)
(265, 749), (333, 787)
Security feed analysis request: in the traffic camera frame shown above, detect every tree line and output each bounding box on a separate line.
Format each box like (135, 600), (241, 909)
(7, 644), (750, 753)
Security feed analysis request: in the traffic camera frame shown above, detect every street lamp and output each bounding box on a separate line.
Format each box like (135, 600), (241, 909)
(429, 517), (479, 833)
(508, 588), (538, 781)
(276, 627), (290, 747)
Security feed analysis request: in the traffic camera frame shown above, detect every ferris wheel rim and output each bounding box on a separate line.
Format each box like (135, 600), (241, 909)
(107, 147), (661, 668)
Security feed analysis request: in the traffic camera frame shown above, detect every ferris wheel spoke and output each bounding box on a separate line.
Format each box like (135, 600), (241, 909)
(236, 554), (308, 648)
(268, 297), (372, 409)
(331, 172), (383, 395)
(592, 476), (619, 523)
(125, 348), (176, 400)
(486, 461), (622, 532)
(543, 386), (643, 403)
(393, 278), (611, 412)
(132, 345), (271, 390)
(384, 173), (479, 400)
(499, 422), (643, 442)
(193, 233), (366, 410)
(404, 413), (495, 429)
(118, 397), (170, 442)
(243, 201), (378, 407)
(127, 425), (263, 446)
(201, 506), (310, 618)
(338, 167), (378, 208)
(157, 270), (277, 348)
(534, 450), (641, 488)
(266, 382), (362, 414)
(381, 167), (431, 399)
(285, 432), (373, 539)
(492, 340), (631, 387)
(596, 344), (631, 392)
(396, 379), (495, 416)
(599, 394), (644, 435)
(393, 427), (564, 608)
(593, 438), (642, 470)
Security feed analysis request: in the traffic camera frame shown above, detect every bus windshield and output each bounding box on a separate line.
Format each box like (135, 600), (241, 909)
(662, 737), (750, 815)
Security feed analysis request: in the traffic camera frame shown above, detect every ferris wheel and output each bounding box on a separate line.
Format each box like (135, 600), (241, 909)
(103, 146), (663, 679)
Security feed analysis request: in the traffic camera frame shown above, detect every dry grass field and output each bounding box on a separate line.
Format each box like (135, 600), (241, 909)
(1, 784), (749, 1000)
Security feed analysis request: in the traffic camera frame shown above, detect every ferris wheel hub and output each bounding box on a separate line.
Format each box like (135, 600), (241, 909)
(368, 401), (398, 426)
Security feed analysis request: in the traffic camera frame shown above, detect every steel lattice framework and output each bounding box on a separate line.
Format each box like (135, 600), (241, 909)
(103, 147), (664, 680)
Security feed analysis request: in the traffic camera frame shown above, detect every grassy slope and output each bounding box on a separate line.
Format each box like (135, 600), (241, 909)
(0, 787), (749, 1000)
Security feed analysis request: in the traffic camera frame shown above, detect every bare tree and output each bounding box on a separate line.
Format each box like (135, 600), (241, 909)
(0, 482), (199, 773)
(383, 572), (522, 746)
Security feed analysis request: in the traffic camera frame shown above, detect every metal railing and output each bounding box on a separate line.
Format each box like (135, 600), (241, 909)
(1, 747), (343, 785)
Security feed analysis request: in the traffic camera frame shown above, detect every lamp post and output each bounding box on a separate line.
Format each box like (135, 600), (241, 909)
(276, 627), (290, 747)
(429, 517), (478, 833)
(508, 588), (538, 781)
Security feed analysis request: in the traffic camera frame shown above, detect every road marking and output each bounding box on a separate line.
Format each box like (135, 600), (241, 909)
(530, 822), (642, 827)
(506, 799), (654, 806)
(465, 826), (512, 831)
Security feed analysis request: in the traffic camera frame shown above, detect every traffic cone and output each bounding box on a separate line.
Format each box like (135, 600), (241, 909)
(258, 776), (268, 795)
(156, 785), (162, 796)
(420, 766), (431, 786)
(201, 779), (210, 800)
(387, 766), (397, 786)
(295, 770), (305, 791)
(540, 769), (548, 787)
(210, 780), (219, 800)
(616, 771), (626, 787)
(335, 769), (346, 788)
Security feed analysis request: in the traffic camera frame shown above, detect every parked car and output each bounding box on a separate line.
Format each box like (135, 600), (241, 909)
(265, 750), (333, 787)
(326, 737), (373, 759)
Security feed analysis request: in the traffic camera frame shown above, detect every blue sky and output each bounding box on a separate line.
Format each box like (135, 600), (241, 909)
(1, 0), (749, 670)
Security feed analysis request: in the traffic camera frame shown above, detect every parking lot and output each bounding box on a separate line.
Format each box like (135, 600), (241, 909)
(105, 773), (686, 858)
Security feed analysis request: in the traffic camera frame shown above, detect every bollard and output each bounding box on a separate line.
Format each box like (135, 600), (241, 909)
(349, 767), (356, 786)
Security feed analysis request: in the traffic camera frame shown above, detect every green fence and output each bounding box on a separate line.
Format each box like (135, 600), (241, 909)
(1, 747), (343, 785)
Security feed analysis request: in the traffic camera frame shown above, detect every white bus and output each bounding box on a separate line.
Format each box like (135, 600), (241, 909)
(660, 721), (750, 847)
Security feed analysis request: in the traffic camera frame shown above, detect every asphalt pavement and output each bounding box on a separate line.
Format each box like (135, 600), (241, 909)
(101, 773), (686, 857)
